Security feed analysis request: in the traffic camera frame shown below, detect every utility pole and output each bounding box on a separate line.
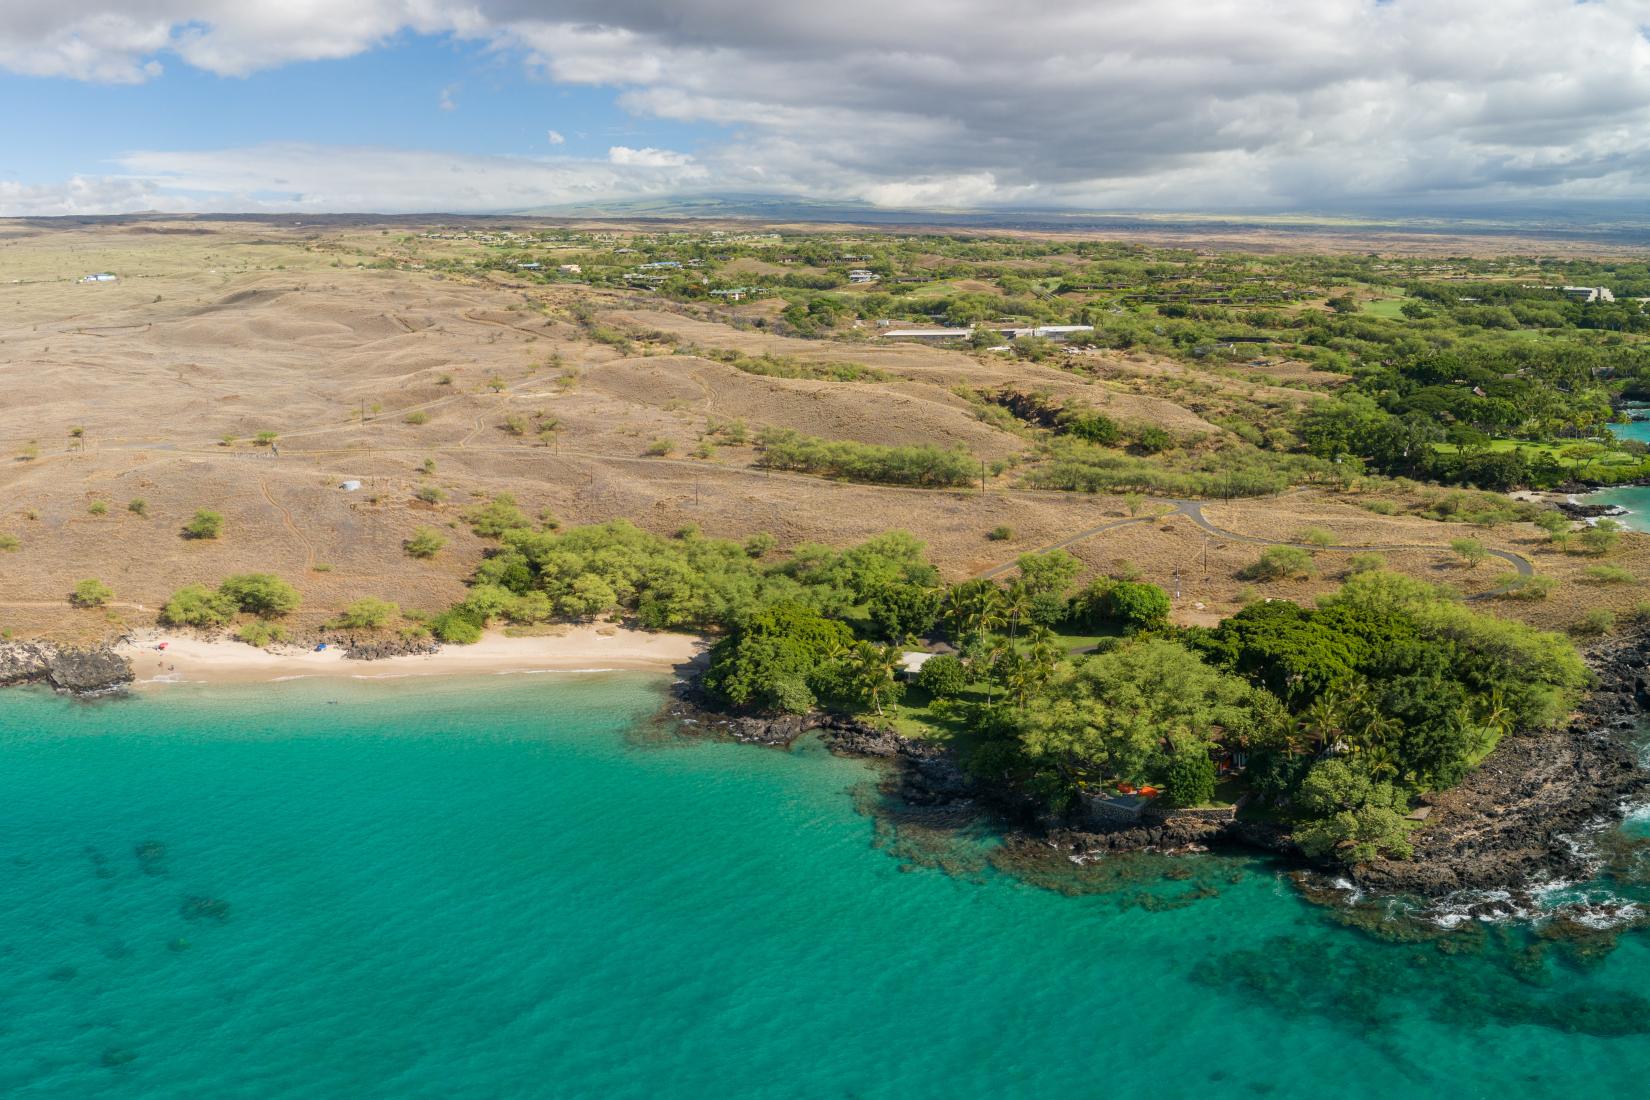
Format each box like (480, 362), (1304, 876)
(980, 459), (987, 495)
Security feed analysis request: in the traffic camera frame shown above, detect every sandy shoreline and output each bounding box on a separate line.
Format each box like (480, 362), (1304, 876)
(117, 625), (706, 688)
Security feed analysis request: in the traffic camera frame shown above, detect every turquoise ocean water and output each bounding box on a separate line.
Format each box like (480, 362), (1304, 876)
(1586, 413), (1650, 530)
(3, 673), (1650, 1098)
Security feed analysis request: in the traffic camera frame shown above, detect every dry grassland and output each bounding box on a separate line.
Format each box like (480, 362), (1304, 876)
(2, 218), (1643, 643)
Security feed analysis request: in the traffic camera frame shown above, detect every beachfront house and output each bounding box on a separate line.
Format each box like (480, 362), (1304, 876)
(898, 652), (936, 682)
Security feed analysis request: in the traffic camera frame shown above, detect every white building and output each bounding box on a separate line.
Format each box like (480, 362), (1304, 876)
(848, 269), (879, 284)
(80, 273), (117, 283)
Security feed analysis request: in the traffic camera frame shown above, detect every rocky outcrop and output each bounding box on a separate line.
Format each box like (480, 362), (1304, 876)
(331, 635), (441, 661)
(1557, 499), (1631, 519)
(1349, 633), (1650, 897)
(665, 632), (1650, 902)
(666, 686), (984, 811)
(0, 642), (133, 696)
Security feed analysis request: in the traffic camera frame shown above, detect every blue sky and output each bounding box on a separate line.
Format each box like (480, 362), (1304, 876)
(4, 2), (1650, 215)
(0, 36), (722, 183)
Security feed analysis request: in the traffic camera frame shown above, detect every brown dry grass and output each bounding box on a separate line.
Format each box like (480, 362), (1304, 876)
(3, 218), (1645, 646)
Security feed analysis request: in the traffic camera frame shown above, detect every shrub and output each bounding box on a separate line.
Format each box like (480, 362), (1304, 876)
(986, 526), (1014, 541)
(405, 527), (446, 559)
(1296, 527), (1334, 551)
(219, 573), (301, 617)
(1163, 748), (1216, 808)
(1583, 564), (1635, 585)
(238, 621), (290, 647)
(1580, 521), (1622, 556)
(127, 498), (147, 516)
(914, 654), (967, 698)
(405, 411), (429, 425)
(160, 584), (237, 627)
(184, 509), (224, 540)
(430, 609), (484, 644)
(1498, 573), (1553, 601)
(71, 579), (113, 607)
(502, 415), (528, 436)
(0, 533), (18, 552)
(466, 494), (529, 537)
(756, 428), (974, 488)
(332, 598), (399, 630)
(88, 500), (108, 516)
(414, 485), (446, 504)
(1571, 608), (1616, 637)
(1345, 552), (1387, 575)
(645, 438), (675, 456)
(1240, 545), (1315, 581)
(254, 430), (278, 446)
(744, 532), (777, 558)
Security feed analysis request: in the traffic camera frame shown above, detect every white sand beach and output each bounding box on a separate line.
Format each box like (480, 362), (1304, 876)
(118, 625), (706, 687)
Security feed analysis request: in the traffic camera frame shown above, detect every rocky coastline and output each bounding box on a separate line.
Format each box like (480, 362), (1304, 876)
(0, 642), (134, 696)
(667, 632), (1650, 903)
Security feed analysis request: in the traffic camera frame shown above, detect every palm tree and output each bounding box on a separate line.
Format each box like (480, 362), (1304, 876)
(1363, 744), (1401, 781)
(1002, 581), (1030, 639)
(1301, 694), (1345, 754)
(848, 641), (902, 717)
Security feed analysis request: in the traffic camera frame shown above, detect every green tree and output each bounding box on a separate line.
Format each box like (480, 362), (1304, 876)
(160, 584), (237, 626)
(914, 654), (967, 698)
(1580, 519), (1622, 556)
(1164, 748), (1216, 808)
(1291, 759), (1412, 863)
(1242, 545), (1315, 581)
(71, 579), (113, 607)
(704, 603), (855, 713)
(840, 641), (905, 716)
(1449, 537), (1487, 569)
(219, 573), (301, 617)
(1018, 637), (1269, 786)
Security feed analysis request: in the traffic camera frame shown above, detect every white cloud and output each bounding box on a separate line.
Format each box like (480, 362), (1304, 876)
(438, 83), (458, 111)
(9, 2), (1650, 208)
(607, 145), (695, 168)
(85, 143), (711, 213)
(545, 129), (565, 145)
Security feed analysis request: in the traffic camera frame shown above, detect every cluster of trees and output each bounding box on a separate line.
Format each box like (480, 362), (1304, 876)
(956, 571), (1586, 861)
(161, 573), (301, 626)
(691, 347), (886, 383)
(431, 521), (945, 643)
(1028, 437), (1337, 498)
(434, 513), (1589, 865)
(756, 428), (977, 488)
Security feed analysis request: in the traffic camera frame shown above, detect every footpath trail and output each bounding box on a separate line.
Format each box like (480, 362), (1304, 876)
(258, 477), (318, 571)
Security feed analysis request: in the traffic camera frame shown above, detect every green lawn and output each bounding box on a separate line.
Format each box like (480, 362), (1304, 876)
(1361, 298), (1409, 319)
(1431, 437), (1650, 480)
